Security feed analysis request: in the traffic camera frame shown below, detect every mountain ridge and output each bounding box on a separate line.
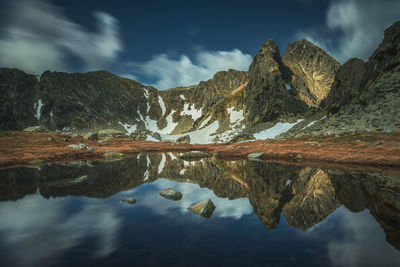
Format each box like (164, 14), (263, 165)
(1, 20), (399, 143)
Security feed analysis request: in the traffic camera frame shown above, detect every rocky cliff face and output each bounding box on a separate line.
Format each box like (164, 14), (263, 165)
(281, 20), (400, 138)
(321, 58), (367, 114)
(244, 39), (308, 127)
(282, 39), (341, 106)
(37, 70), (158, 132)
(0, 68), (39, 130)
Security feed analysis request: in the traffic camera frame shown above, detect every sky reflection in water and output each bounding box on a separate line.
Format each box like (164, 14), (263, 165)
(0, 156), (399, 267)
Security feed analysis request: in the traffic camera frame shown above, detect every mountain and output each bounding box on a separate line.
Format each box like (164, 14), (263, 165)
(0, 20), (399, 143)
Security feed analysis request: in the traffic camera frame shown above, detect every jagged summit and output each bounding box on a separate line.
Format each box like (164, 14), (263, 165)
(282, 38), (341, 106)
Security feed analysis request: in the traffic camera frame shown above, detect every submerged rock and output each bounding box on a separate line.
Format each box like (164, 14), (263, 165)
(179, 151), (212, 160)
(159, 188), (182, 201)
(121, 197), (136, 205)
(188, 199), (216, 218)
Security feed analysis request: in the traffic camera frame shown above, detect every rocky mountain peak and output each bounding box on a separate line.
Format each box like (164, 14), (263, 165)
(282, 38), (341, 106)
(249, 39), (283, 75)
(244, 39), (308, 126)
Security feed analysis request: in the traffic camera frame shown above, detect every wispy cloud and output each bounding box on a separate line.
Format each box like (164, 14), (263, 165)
(0, 0), (122, 74)
(127, 49), (252, 89)
(296, 0), (400, 63)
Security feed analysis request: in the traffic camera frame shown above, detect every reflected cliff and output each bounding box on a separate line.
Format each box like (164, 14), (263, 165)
(0, 154), (399, 253)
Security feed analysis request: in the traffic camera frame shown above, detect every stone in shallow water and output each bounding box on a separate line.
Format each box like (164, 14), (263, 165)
(23, 126), (41, 132)
(68, 144), (83, 150)
(159, 188), (182, 201)
(83, 132), (98, 141)
(247, 152), (264, 159)
(104, 152), (124, 158)
(121, 197), (136, 205)
(188, 199), (216, 218)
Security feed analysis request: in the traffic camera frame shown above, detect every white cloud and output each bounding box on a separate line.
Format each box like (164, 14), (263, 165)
(297, 0), (400, 63)
(0, 0), (122, 74)
(129, 49), (252, 89)
(0, 194), (121, 266)
(327, 207), (400, 267)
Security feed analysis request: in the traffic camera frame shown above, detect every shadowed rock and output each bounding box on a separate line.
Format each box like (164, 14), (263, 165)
(160, 188), (182, 201)
(244, 39), (308, 126)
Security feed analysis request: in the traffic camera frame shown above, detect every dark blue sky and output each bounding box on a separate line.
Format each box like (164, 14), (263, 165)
(0, 0), (399, 89)
(56, 0), (329, 61)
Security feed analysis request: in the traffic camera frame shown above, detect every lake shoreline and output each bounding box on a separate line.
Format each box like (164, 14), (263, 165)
(1, 131), (400, 172)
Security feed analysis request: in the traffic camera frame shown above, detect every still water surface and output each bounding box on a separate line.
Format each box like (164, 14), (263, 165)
(0, 153), (399, 266)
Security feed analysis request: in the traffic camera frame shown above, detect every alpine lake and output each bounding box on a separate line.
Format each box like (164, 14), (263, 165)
(0, 153), (399, 267)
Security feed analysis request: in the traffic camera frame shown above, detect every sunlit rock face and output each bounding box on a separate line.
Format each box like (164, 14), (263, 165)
(283, 169), (340, 230)
(0, 68), (39, 130)
(243, 39), (308, 127)
(282, 39), (341, 106)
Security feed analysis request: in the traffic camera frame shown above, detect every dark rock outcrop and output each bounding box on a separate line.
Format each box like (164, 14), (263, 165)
(244, 39), (308, 127)
(37, 70), (158, 131)
(282, 39), (341, 106)
(322, 58), (367, 114)
(365, 21), (400, 82)
(0, 68), (39, 130)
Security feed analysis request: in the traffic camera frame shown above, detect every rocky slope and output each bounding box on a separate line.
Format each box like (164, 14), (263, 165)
(281, 20), (400, 138)
(1, 21), (399, 143)
(0, 69), (39, 130)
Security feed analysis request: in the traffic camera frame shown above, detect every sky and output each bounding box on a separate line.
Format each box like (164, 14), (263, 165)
(0, 0), (399, 89)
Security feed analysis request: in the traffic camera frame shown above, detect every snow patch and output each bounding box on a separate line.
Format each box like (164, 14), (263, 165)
(143, 155), (150, 181)
(168, 152), (177, 161)
(227, 107), (244, 124)
(301, 116), (327, 130)
(158, 110), (177, 134)
(254, 119), (304, 140)
(146, 135), (159, 142)
(180, 103), (202, 121)
(180, 95), (185, 100)
(285, 83), (291, 90)
(34, 99), (42, 120)
(158, 96), (166, 116)
(160, 120), (219, 144)
(143, 89), (150, 113)
(158, 153), (166, 174)
(285, 179), (292, 186)
(119, 122), (137, 135)
(198, 116), (211, 129)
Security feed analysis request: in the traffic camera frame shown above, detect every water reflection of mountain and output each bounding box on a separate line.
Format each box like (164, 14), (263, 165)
(1, 153), (399, 250)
